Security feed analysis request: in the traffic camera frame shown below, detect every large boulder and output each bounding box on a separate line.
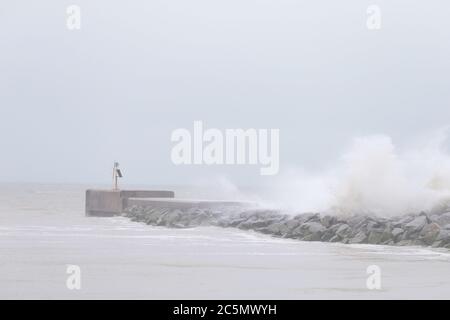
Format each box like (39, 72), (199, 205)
(368, 230), (384, 244)
(295, 212), (320, 223)
(320, 215), (337, 228)
(393, 215), (415, 227)
(435, 213), (450, 227)
(391, 228), (404, 241)
(238, 217), (272, 230)
(349, 231), (368, 244)
(191, 211), (212, 226)
(404, 216), (428, 233)
(347, 215), (369, 228)
(434, 230), (450, 246)
(301, 233), (322, 241)
(397, 239), (413, 246)
(284, 219), (301, 232)
(159, 209), (183, 226)
(289, 221), (326, 240)
(367, 220), (387, 232)
(265, 222), (289, 236)
(329, 235), (342, 242)
(303, 221), (327, 234)
(336, 224), (351, 238)
(419, 223), (441, 245)
(290, 225), (305, 238)
(365, 224), (392, 244)
(144, 209), (162, 224)
(321, 230), (336, 242)
(229, 217), (247, 227)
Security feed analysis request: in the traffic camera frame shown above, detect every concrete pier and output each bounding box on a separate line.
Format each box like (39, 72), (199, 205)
(85, 189), (175, 216)
(85, 189), (252, 217)
(126, 198), (250, 210)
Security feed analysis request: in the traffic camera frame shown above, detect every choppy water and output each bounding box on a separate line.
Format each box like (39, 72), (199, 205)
(1, 183), (450, 299)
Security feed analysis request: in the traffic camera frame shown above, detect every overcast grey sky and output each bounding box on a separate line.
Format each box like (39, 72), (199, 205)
(0, 1), (449, 186)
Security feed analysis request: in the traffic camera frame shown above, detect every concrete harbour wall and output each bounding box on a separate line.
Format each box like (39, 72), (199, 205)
(85, 189), (175, 216)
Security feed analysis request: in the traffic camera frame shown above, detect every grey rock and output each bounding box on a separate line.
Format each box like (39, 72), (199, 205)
(295, 213), (319, 223)
(405, 216), (428, 232)
(301, 233), (322, 241)
(302, 221), (327, 235)
(401, 230), (420, 241)
(172, 222), (188, 228)
(393, 215), (415, 227)
(435, 213), (450, 227)
(190, 211), (210, 227)
(321, 230), (335, 242)
(290, 225), (304, 238)
(347, 215), (368, 227)
(336, 224), (351, 238)
(217, 218), (230, 227)
(320, 215), (336, 228)
(368, 230), (384, 244)
(236, 220), (252, 230)
(328, 223), (343, 233)
(266, 222), (288, 236)
(432, 240), (445, 248)
(145, 211), (162, 224)
(367, 220), (384, 232)
(308, 215), (321, 223)
(436, 230), (450, 243)
(419, 223), (441, 245)
(392, 228), (404, 239)
(293, 222), (326, 241)
(238, 218), (270, 230)
(412, 239), (426, 246)
(123, 204), (450, 249)
(155, 210), (171, 225)
(349, 231), (368, 244)
(229, 218), (247, 227)
(397, 240), (412, 246)
(284, 219), (301, 231)
(329, 235), (341, 242)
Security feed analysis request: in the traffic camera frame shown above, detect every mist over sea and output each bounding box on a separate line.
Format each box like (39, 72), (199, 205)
(1, 183), (450, 299)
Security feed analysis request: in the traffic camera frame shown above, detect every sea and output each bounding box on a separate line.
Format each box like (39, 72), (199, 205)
(1, 183), (450, 299)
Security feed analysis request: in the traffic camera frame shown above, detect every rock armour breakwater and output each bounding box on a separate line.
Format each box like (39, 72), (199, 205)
(124, 205), (450, 249)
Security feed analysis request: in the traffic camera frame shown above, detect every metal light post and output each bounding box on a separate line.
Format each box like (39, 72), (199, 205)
(112, 162), (123, 190)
